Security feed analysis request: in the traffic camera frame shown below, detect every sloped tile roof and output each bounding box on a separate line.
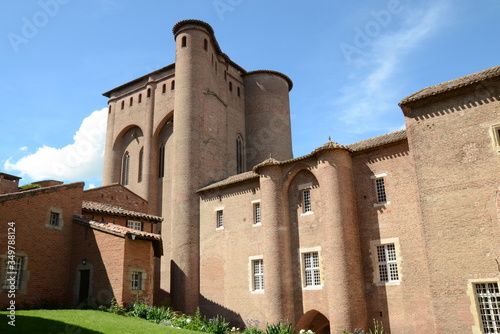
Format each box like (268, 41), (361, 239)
(399, 65), (500, 106)
(348, 130), (407, 152)
(197, 171), (259, 193)
(74, 215), (161, 241)
(82, 201), (162, 222)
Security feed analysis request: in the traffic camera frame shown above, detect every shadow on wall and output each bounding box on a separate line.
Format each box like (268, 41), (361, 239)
(199, 294), (244, 328)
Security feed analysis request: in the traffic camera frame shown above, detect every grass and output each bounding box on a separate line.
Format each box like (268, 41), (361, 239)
(0, 309), (201, 334)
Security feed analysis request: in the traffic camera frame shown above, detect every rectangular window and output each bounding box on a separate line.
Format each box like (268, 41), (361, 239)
(303, 189), (312, 213)
(50, 212), (60, 226)
(377, 244), (399, 282)
(475, 282), (500, 333)
(216, 210), (224, 229)
(131, 271), (142, 290)
(4, 256), (23, 290)
(492, 124), (500, 151)
(375, 178), (387, 203)
(252, 259), (264, 291)
(127, 220), (142, 231)
(303, 252), (321, 287)
(254, 203), (261, 225)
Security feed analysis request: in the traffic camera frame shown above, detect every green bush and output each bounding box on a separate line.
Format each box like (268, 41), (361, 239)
(265, 322), (294, 334)
(128, 301), (151, 319)
(147, 306), (173, 324)
(342, 319), (384, 334)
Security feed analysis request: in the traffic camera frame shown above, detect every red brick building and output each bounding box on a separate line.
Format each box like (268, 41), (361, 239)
(101, 20), (499, 334)
(0, 181), (162, 309)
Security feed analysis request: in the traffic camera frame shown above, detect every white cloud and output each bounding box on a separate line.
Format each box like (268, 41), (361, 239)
(19, 146), (27, 151)
(4, 108), (108, 182)
(335, 1), (449, 134)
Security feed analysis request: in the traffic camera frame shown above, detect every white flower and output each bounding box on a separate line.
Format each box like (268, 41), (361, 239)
(186, 319), (192, 323)
(300, 330), (305, 333)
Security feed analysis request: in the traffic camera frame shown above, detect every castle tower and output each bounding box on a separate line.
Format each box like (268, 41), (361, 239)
(102, 19), (294, 314)
(244, 71), (293, 168)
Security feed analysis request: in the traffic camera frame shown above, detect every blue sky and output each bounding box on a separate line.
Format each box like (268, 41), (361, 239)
(1, 0), (499, 188)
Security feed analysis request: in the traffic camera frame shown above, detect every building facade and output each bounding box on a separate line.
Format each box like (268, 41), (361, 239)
(103, 19), (498, 334)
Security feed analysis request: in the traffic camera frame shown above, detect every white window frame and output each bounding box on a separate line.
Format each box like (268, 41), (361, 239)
(371, 173), (390, 207)
(370, 238), (401, 285)
(215, 207), (224, 230)
(131, 271), (142, 290)
(299, 247), (322, 289)
(127, 220), (142, 231)
(252, 200), (261, 226)
(468, 278), (500, 334)
(249, 256), (264, 292)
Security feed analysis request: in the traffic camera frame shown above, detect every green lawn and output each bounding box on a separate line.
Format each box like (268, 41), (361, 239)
(0, 309), (199, 334)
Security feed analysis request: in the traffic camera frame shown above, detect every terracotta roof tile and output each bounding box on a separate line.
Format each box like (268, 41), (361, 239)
(348, 129), (407, 152)
(73, 215), (162, 241)
(82, 201), (162, 222)
(197, 171), (259, 192)
(399, 65), (500, 106)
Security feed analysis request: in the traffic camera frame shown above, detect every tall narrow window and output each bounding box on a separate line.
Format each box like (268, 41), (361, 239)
(216, 210), (224, 229)
(229, 82), (233, 92)
(162, 84), (166, 94)
(375, 178), (387, 203)
(171, 80), (175, 90)
(377, 244), (399, 282)
(108, 105), (112, 114)
(122, 152), (130, 186)
(131, 271), (142, 290)
(129, 97), (133, 106)
(237, 87), (241, 97)
(303, 252), (321, 287)
(204, 39), (208, 50)
(475, 282), (500, 333)
(138, 147), (144, 183)
(253, 202), (261, 225)
(50, 212), (60, 226)
(181, 36), (187, 47)
(147, 88), (151, 98)
(4, 256), (23, 290)
(138, 94), (142, 103)
(252, 259), (264, 291)
(158, 143), (165, 178)
(236, 135), (244, 174)
(303, 189), (312, 213)
(121, 101), (125, 110)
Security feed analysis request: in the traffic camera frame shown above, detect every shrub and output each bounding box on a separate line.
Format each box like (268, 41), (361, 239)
(265, 322), (295, 334)
(128, 301), (151, 319)
(342, 319), (384, 334)
(204, 315), (230, 334)
(146, 306), (172, 324)
(106, 298), (127, 315)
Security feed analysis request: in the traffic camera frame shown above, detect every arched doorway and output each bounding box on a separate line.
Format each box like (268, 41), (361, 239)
(296, 310), (330, 334)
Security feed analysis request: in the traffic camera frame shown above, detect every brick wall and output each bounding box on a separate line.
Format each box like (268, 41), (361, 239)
(0, 182), (84, 308)
(83, 184), (148, 213)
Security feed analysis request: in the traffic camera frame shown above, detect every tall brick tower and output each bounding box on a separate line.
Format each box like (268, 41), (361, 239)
(102, 19), (293, 313)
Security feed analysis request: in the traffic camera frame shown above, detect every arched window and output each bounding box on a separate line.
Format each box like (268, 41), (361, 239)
(181, 36), (187, 47)
(236, 135), (244, 174)
(138, 94), (142, 103)
(121, 101), (125, 110)
(130, 97), (133, 106)
(158, 143), (165, 178)
(171, 80), (175, 90)
(138, 147), (144, 183)
(162, 84), (166, 94)
(147, 88), (151, 98)
(122, 152), (130, 186)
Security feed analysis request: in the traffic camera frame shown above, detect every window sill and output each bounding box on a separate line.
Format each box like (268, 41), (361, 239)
(250, 289), (264, 294)
(373, 201), (390, 208)
(375, 281), (400, 286)
(45, 224), (63, 231)
(302, 285), (323, 291)
(253, 223), (262, 227)
(300, 211), (314, 217)
(216, 226), (224, 231)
